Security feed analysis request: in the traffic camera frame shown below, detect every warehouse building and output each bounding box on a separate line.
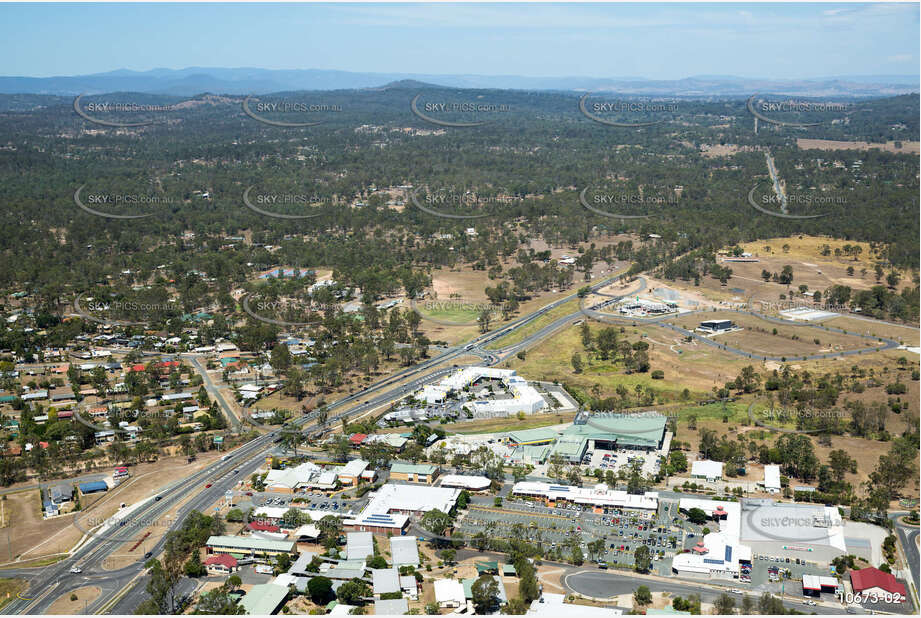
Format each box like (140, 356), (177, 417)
(762, 464), (782, 494)
(417, 366), (547, 416)
(740, 500), (847, 564)
(691, 460), (724, 482)
(697, 320), (736, 334)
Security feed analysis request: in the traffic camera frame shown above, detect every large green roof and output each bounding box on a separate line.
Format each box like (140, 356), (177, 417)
(561, 413), (666, 448)
(504, 427), (558, 445)
(240, 583), (289, 615)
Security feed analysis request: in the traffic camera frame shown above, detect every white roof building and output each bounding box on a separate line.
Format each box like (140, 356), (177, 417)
(338, 459), (369, 479)
(265, 462), (322, 491)
(390, 536), (420, 568)
(417, 366), (546, 416)
(763, 464), (781, 493)
(512, 481), (659, 511)
(528, 592), (623, 615)
(439, 474), (491, 491)
(691, 459), (724, 481)
(346, 531), (374, 561)
(672, 498), (751, 577)
(345, 483), (460, 531)
(434, 578), (466, 608)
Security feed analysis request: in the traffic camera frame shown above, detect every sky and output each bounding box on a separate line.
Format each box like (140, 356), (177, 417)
(1, 2), (918, 80)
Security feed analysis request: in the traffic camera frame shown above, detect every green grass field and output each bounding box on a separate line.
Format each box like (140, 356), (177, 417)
(485, 298), (580, 350)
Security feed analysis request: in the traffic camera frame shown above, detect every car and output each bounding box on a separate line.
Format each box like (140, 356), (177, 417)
(204, 483), (212, 488)
(804, 600), (817, 606)
(155, 495), (162, 501)
(70, 567), (82, 574)
(143, 551), (153, 559)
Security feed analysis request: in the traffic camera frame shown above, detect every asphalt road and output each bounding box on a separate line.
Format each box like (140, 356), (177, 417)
(0, 435), (271, 615)
(564, 569), (844, 614)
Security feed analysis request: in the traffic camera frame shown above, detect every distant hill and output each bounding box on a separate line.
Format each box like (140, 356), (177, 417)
(0, 67), (916, 97)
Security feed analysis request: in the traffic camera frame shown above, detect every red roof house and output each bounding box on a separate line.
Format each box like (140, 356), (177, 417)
(248, 521), (281, 533)
(204, 553), (239, 572)
(850, 567), (907, 600)
(349, 433), (367, 446)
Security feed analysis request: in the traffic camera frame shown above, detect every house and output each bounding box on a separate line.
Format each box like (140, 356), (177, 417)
(348, 433), (367, 447)
(434, 578), (466, 608)
(691, 459), (724, 482)
(204, 554), (239, 575)
(849, 567), (907, 601)
(48, 484), (72, 505)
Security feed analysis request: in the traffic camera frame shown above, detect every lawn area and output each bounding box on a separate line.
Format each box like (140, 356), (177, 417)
(445, 411), (577, 435)
(674, 401), (750, 424)
(485, 298), (580, 350)
(0, 578), (27, 609)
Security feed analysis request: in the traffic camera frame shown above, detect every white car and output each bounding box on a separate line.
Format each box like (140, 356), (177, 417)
(70, 567), (82, 574)
(804, 600), (817, 606)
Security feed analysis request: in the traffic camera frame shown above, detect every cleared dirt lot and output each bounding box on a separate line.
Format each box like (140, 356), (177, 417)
(824, 316), (920, 347)
(669, 311), (874, 357)
(504, 320), (751, 400)
(2, 451), (224, 565)
(797, 138), (921, 154)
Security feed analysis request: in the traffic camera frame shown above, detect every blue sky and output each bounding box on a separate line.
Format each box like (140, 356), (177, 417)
(1, 3), (917, 79)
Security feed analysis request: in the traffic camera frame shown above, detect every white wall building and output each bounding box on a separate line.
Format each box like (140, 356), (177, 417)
(691, 459), (724, 481)
(512, 481), (659, 511)
(763, 465), (781, 494)
(417, 367), (546, 416)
